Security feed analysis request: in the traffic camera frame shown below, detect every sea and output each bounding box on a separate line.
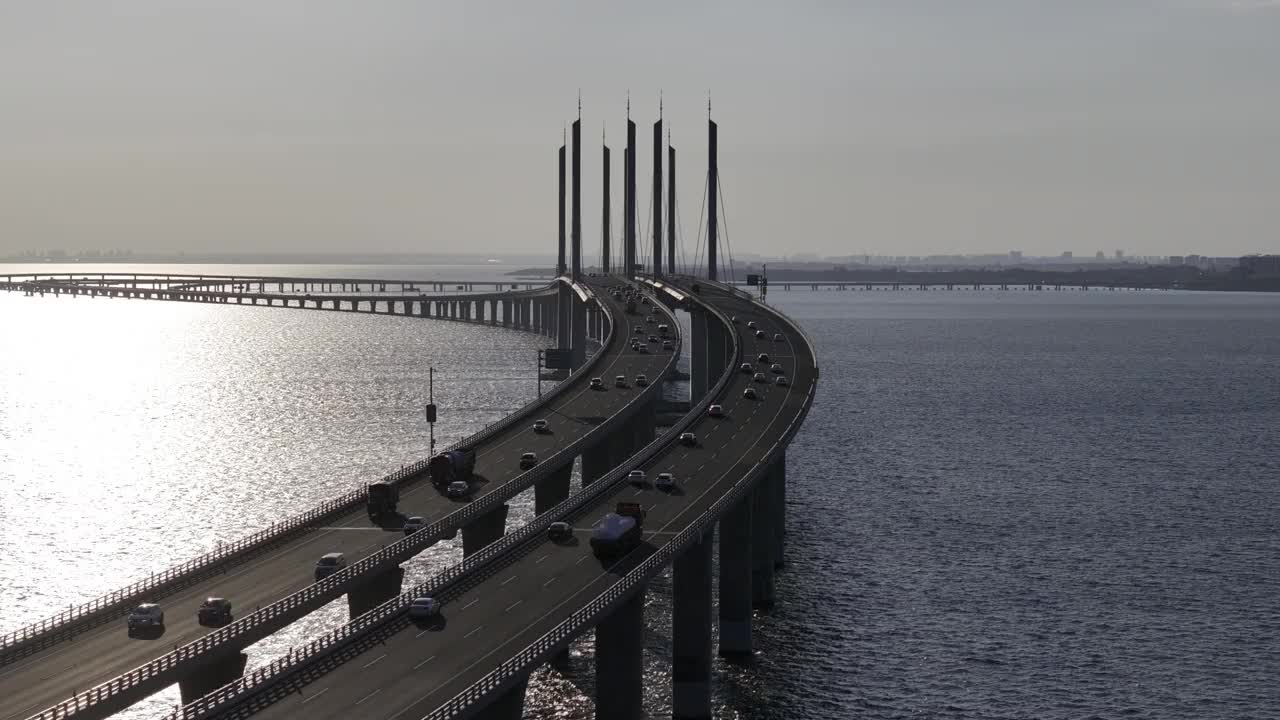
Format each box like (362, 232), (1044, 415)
(2, 264), (1278, 720)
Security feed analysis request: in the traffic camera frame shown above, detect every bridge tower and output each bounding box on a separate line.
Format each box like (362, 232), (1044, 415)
(652, 100), (663, 279)
(625, 100), (637, 277)
(707, 110), (718, 282)
(602, 130), (611, 274)
(570, 112), (587, 369)
(668, 133), (676, 276)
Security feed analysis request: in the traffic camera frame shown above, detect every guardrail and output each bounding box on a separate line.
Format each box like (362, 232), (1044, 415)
(22, 280), (674, 720)
(669, 273), (819, 372)
(426, 291), (814, 720)
(1, 281), (575, 667)
(164, 283), (717, 720)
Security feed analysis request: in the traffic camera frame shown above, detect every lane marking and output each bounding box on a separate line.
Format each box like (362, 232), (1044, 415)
(464, 626), (483, 639)
(461, 598), (479, 611)
(542, 577), (557, 588)
(362, 654), (386, 669)
(356, 688), (382, 705)
(300, 687), (330, 705)
(535, 554), (548, 564)
(413, 655), (436, 669)
(500, 576), (517, 586)
(505, 600), (523, 613)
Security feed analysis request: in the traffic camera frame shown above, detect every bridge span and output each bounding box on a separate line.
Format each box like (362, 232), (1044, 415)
(2, 275), (682, 720)
(165, 275), (816, 720)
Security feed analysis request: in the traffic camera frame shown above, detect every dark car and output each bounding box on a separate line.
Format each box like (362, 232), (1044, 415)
(197, 597), (233, 627)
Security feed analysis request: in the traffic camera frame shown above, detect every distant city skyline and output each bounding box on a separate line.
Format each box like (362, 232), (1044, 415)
(2, 2), (1278, 258)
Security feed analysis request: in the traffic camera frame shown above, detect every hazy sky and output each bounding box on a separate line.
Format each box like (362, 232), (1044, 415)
(2, 1), (1277, 259)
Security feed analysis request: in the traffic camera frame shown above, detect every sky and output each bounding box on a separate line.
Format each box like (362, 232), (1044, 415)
(1, 1), (1277, 260)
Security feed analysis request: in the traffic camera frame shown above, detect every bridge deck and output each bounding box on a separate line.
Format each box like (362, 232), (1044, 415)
(208, 286), (815, 720)
(0, 283), (673, 720)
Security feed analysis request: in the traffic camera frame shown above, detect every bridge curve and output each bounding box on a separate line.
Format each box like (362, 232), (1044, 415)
(3, 276), (683, 720)
(163, 275), (817, 720)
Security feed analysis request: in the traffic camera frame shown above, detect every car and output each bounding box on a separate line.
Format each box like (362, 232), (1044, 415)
(634, 326), (643, 334)
(197, 597), (232, 627)
(590, 377), (605, 389)
(774, 333), (784, 342)
(628, 469), (647, 486)
(641, 297), (651, 304)
(402, 515), (427, 535)
(771, 363), (784, 374)
(631, 341), (641, 351)
(757, 353), (770, 364)
(662, 340), (674, 351)
(635, 374), (649, 386)
(615, 375), (627, 388)
(740, 362), (754, 374)
(708, 404), (725, 417)
(520, 451), (539, 469)
(314, 552), (347, 580)
(446, 480), (471, 498)
(408, 597), (440, 619)
(648, 335), (659, 343)
(127, 603), (165, 630)
(731, 315), (739, 323)
(754, 372), (767, 383)
(532, 419), (550, 434)
(755, 330), (766, 339)
(655, 472), (676, 491)
(747, 321), (757, 329)
(776, 376), (789, 387)
(548, 521), (573, 542)
(743, 387), (758, 400)
(679, 432), (697, 446)
(638, 345), (649, 354)
(646, 315), (655, 324)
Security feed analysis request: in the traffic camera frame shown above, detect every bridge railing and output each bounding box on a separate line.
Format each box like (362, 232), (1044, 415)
(165, 286), (705, 720)
(21, 282), (674, 720)
(426, 292), (816, 719)
(0, 282), (573, 667)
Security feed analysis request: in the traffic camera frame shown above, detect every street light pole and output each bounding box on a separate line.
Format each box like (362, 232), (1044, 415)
(426, 367), (437, 458)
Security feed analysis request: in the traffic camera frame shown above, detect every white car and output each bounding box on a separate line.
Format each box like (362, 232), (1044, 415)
(655, 472), (676, 490)
(532, 419), (550, 434)
(743, 387), (758, 400)
(446, 480), (470, 498)
(774, 333), (784, 342)
(757, 353), (770, 364)
(520, 451), (539, 469)
(755, 330), (766, 339)
(408, 597), (440, 619)
(402, 516), (426, 535)
(754, 372), (767, 383)
(127, 603), (164, 630)
(590, 377), (605, 389)
(740, 362), (754, 374)
(775, 376), (789, 387)
(771, 363), (784, 374)
(747, 321), (757, 329)
(731, 315), (739, 323)
(628, 469), (647, 485)
(314, 552), (347, 580)
(615, 375), (627, 388)
(708, 404), (724, 417)
(679, 432), (697, 447)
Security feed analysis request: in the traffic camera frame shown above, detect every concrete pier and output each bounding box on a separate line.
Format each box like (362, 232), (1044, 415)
(581, 438), (615, 488)
(476, 677), (527, 720)
(535, 463), (573, 515)
(672, 531), (713, 719)
(751, 477), (776, 609)
(773, 450), (787, 568)
(178, 651), (247, 704)
(595, 585), (646, 720)
(718, 495), (752, 657)
(689, 310), (708, 403)
(347, 565), (406, 618)
(461, 504), (510, 558)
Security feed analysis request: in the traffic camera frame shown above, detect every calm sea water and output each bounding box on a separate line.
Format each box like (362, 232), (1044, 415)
(3, 268), (1279, 719)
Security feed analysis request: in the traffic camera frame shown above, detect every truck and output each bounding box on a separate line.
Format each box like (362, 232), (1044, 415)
(367, 480), (399, 521)
(590, 513), (642, 557)
(429, 447), (477, 488)
(615, 501), (646, 522)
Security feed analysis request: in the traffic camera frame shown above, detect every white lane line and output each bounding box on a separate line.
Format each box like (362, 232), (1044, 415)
(506, 600), (523, 612)
(500, 575), (517, 586)
(356, 688), (382, 705)
(462, 598), (479, 611)
(300, 687), (330, 705)
(464, 625), (483, 639)
(413, 655), (436, 669)
(575, 555), (588, 564)
(415, 627), (433, 638)
(362, 653), (386, 668)
(535, 554), (548, 564)
(542, 577), (557, 587)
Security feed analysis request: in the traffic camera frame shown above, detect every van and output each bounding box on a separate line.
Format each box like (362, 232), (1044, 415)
(314, 552), (347, 580)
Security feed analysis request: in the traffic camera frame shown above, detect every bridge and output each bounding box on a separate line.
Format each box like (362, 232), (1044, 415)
(2, 111), (818, 720)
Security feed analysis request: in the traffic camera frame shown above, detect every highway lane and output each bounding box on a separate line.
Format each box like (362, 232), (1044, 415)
(235, 288), (814, 720)
(0, 280), (678, 720)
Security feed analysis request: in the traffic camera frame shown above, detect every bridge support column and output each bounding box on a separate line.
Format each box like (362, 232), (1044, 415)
(595, 585), (646, 720)
(347, 565), (405, 619)
(751, 477), (776, 609)
(557, 284), (572, 350)
(462, 503), (510, 557)
(535, 463), (572, 515)
(706, 316), (730, 385)
(773, 450), (786, 568)
(178, 651), (248, 704)
(571, 296), (587, 370)
(672, 530), (713, 719)
(718, 496), (753, 657)
(502, 299), (512, 326)
(476, 676), (527, 720)
(632, 400), (655, 450)
(581, 436), (615, 487)
(690, 310), (708, 403)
